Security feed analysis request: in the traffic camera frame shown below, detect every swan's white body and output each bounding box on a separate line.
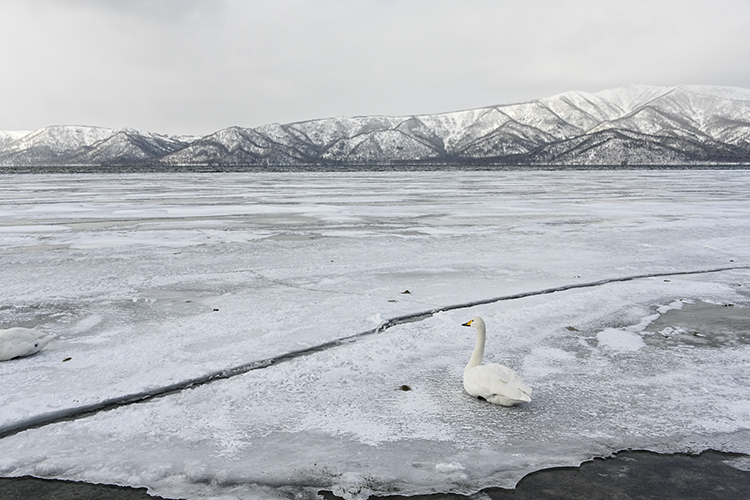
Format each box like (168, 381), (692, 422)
(0, 327), (53, 361)
(462, 317), (531, 406)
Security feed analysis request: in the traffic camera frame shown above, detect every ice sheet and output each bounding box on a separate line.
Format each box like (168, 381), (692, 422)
(1, 170), (749, 499)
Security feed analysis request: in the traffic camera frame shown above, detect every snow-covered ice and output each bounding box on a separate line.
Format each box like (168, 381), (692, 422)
(0, 169), (749, 499)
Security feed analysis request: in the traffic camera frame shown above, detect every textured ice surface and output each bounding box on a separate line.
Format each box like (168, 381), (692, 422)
(0, 170), (749, 499)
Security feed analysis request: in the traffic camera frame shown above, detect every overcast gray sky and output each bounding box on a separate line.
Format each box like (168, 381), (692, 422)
(2, 0), (750, 136)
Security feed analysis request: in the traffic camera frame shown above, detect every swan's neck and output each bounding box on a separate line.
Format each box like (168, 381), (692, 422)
(466, 324), (486, 371)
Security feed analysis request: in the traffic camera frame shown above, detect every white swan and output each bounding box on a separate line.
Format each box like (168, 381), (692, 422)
(462, 316), (532, 406)
(0, 327), (53, 361)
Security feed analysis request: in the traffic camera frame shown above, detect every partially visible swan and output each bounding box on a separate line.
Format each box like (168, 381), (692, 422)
(0, 327), (54, 361)
(462, 317), (532, 406)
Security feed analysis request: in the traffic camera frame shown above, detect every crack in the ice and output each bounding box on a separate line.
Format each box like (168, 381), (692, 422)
(0, 265), (747, 440)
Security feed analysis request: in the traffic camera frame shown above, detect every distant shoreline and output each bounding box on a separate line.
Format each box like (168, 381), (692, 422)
(2, 164), (750, 174)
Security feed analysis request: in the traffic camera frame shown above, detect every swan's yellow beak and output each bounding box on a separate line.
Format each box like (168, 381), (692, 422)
(462, 320), (473, 327)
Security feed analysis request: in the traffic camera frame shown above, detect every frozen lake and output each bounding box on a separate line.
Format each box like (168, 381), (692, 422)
(1, 169), (749, 500)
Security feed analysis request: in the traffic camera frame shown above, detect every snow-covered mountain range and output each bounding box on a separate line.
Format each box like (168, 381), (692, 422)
(2, 85), (750, 167)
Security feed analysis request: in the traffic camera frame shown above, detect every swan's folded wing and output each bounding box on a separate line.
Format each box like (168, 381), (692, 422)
(500, 366), (532, 396)
(464, 364), (532, 401)
(0, 340), (34, 360)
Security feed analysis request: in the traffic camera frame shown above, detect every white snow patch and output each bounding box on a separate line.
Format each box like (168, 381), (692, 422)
(596, 328), (647, 352)
(657, 299), (690, 314)
(435, 462), (465, 473)
(67, 315), (104, 335)
(0, 225), (70, 233)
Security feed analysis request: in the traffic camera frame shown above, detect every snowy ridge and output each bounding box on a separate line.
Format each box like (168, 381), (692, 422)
(0, 125), (193, 167)
(2, 85), (750, 166)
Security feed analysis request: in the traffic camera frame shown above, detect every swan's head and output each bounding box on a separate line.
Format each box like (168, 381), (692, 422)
(461, 316), (485, 329)
(35, 333), (54, 350)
